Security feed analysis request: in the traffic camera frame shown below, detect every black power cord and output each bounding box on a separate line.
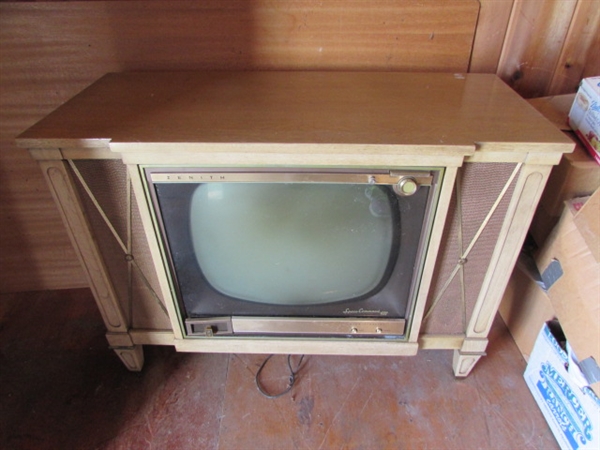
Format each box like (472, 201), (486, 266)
(255, 354), (306, 399)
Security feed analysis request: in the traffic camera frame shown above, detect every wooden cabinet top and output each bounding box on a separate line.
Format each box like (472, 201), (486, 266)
(17, 71), (573, 156)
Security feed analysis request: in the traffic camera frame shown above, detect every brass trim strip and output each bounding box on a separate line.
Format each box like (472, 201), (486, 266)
(150, 171), (433, 186)
(232, 317), (406, 336)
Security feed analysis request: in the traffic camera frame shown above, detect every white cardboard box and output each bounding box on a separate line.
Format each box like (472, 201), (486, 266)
(525, 321), (600, 450)
(536, 190), (600, 396)
(569, 77), (600, 165)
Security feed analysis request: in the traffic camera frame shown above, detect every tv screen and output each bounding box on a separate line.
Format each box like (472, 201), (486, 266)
(148, 168), (438, 327)
(189, 183), (398, 305)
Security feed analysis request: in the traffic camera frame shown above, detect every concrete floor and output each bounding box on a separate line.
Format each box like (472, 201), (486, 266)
(0, 288), (558, 449)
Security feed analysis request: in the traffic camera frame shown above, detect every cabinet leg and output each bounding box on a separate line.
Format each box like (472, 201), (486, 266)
(452, 349), (484, 377)
(113, 345), (145, 372)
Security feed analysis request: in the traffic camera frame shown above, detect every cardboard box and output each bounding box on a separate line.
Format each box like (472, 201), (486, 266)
(569, 77), (600, 165)
(540, 142), (600, 218)
(528, 94), (575, 131)
(527, 95), (600, 247)
(530, 142), (600, 246)
(573, 188), (600, 262)
(536, 189), (600, 396)
(499, 259), (555, 361)
(525, 321), (600, 450)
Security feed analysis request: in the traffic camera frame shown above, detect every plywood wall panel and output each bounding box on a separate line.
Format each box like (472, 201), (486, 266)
(0, 148), (89, 293)
(469, 0), (514, 73)
(249, 2), (479, 70)
(0, 1), (479, 293)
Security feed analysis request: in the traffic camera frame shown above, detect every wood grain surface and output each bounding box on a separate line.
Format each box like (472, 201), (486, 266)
(1, 0), (596, 292)
(497, 0), (600, 98)
(18, 71), (571, 151)
(0, 1), (480, 293)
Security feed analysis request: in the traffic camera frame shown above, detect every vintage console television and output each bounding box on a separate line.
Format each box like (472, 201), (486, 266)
(17, 72), (573, 376)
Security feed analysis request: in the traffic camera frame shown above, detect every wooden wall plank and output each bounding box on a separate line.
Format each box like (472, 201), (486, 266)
(548, 0), (600, 95)
(0, 1), (479, 293)
(582, 28), (600, 78)
(497, 0), (579, 98)
(469, 0), (514, 73)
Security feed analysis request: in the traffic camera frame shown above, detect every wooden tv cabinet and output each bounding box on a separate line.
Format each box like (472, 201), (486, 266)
(17, 72), (573, 376)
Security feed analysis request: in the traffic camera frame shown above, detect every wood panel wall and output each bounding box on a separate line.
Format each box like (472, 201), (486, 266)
(497, 0), (599, 98)
(0, 0), (598, 293)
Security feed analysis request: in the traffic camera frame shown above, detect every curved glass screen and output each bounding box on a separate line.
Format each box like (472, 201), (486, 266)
(189, 183), (397, 305)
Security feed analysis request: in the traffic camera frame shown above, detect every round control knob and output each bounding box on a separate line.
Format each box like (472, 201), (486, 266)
(395, 177), (419, 196)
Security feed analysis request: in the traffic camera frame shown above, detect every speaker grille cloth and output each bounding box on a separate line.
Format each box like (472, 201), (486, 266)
(421, 162), (518, 335)
(71, 160), (171, 330)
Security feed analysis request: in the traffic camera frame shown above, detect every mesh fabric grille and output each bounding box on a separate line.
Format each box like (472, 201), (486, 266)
(71, 160), (171, 330)
(421, 162), (518, 335)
